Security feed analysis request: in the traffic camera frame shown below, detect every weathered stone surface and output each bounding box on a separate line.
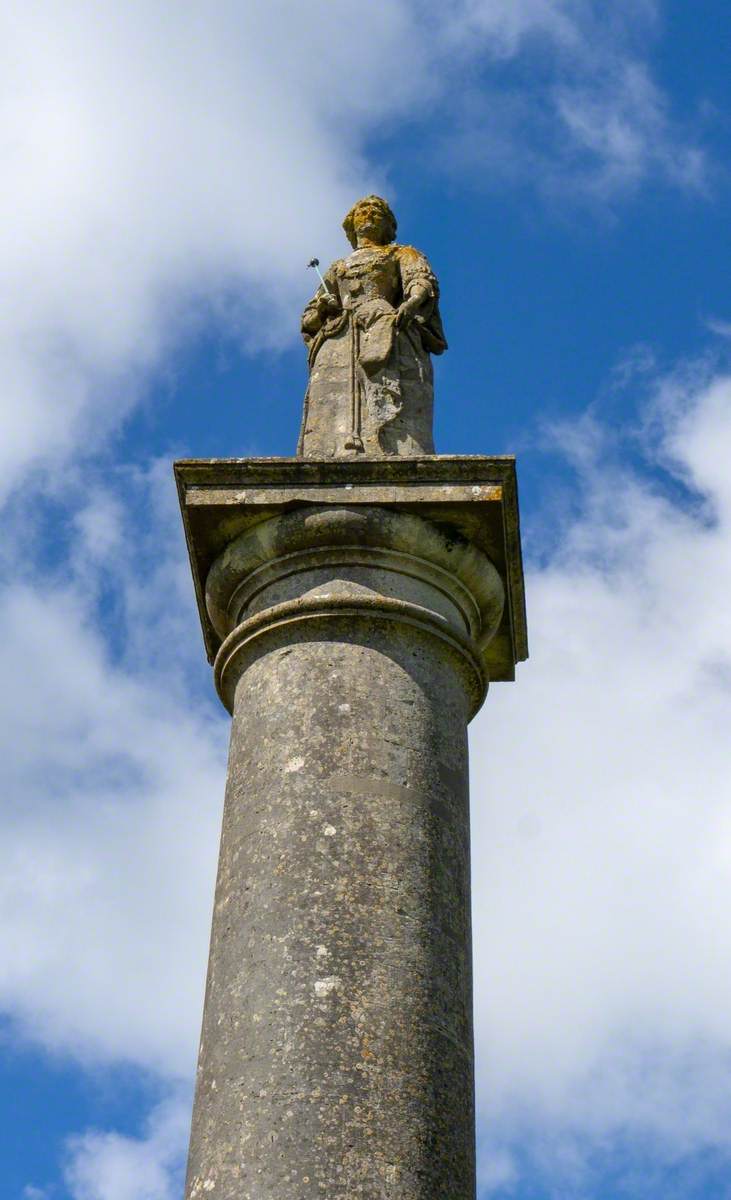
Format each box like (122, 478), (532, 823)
(175, 457), (527, 1200)
(299, 196), (446, 458)
(187, 631), (475, 1199)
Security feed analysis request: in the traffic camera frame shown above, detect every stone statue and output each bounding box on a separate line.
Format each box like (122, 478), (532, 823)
(298, 195), (447, 458)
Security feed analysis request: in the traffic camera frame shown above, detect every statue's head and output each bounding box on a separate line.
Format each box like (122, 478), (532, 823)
(342, 195), (397, 248)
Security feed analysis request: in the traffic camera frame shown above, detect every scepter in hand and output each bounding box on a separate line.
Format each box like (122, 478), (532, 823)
(307, 258), (334, 299)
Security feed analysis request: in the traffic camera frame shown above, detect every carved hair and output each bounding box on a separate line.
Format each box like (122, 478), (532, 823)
(342, 195), (397, 248)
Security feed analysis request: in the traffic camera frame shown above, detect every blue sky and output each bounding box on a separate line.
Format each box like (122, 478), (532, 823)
(2, 3), (731, 1198)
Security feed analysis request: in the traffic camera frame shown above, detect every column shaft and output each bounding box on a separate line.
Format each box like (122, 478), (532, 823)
(185, 620), (476, 1199)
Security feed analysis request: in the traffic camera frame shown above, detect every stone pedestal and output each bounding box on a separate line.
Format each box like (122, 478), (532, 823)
(175, 457), (526, 1200)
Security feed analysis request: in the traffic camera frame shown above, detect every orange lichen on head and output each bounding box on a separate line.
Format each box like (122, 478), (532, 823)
(342, 195), (397, 247)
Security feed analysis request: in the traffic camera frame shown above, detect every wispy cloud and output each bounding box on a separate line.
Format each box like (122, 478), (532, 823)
(706, 317), (731, 340)
(435, 1), (708, 203)
(553, 60), (706, 197)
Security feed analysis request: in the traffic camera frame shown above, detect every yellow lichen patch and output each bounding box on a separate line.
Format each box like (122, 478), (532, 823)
(395, 244), (421, 262)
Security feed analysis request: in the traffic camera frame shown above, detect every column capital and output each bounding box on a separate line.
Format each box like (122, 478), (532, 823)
(205, 504), (502, 717)
(174, 455), (528, 686)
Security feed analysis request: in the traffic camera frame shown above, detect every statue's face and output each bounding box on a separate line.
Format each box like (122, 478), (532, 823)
(351, 200), (389, 244)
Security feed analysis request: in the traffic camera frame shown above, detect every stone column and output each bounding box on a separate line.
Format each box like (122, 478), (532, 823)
(175, 459), (527, 1200)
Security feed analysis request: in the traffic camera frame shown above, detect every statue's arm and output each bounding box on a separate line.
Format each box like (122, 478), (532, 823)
(394, 247), (439, 330)
(394, 281), (431, 328)
(301, 267), (341, 338)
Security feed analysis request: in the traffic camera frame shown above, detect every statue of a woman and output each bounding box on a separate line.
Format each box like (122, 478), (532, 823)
(298, 196), (447, 458)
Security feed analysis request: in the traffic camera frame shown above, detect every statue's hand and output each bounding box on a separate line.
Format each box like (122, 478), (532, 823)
(317, 292), (341, 316)
(394, 298), (420, 329)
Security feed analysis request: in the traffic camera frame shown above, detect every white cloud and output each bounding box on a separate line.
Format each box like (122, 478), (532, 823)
(0, 1), (706, 498)
(64, 1094), (189, 1200)
(0, 462), (226, 1077)
(470, 368), (731, 1191)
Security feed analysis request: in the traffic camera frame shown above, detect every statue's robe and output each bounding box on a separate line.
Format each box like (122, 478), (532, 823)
(298, 244), (447, 457)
